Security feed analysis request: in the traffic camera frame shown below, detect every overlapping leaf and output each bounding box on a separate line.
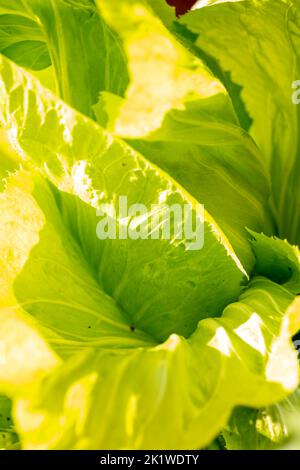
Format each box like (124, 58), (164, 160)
(221, 388), (300, 450)
(0, 0), (299, 450)
(0, 0), (129, 116)
(96, 0), (274, 272)
(0, 55), (248, 340)
(0, 175), (298, 448)
(148, 0), (300, 246)
(0, 53), (299, 448)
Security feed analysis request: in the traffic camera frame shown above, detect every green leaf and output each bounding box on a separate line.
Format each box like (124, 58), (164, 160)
(280, 389), (300, 449)
(151, 0), (300, 246)
(29, 0), (129, 116)
(0, 202), (298, 450)
(0, 169), (299, 449)
(222, 406), (287, 450)
(249, 231), (300, 295)
(222, 387), (300, 450)
(0, 0), (129, 117)
(0, 54), (248, 340)
(0, 395), (19, 449)
(0, 21), (299, 451)
(0, 14), (51, 71)
(127, 94), (274, 273)
(95, 0), (274, 272)
(96, 0), (220, 135)
(0, 170), (298, 449)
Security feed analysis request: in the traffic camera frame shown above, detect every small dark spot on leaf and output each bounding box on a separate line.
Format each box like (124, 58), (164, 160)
(130, 326), (135, 332)
(187, 280), (196, 289)
(88, 326), (91, 329)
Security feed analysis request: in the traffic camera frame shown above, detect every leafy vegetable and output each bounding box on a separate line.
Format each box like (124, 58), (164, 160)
(0, 55), (251, 340)
(221, 387), (300, 450)
(148, 0), (300, 246)
(0, 0), (299, 450)
(96, 0), (274, 272)
(0, 169), (299, 448)
(0, 0), (129, 116)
